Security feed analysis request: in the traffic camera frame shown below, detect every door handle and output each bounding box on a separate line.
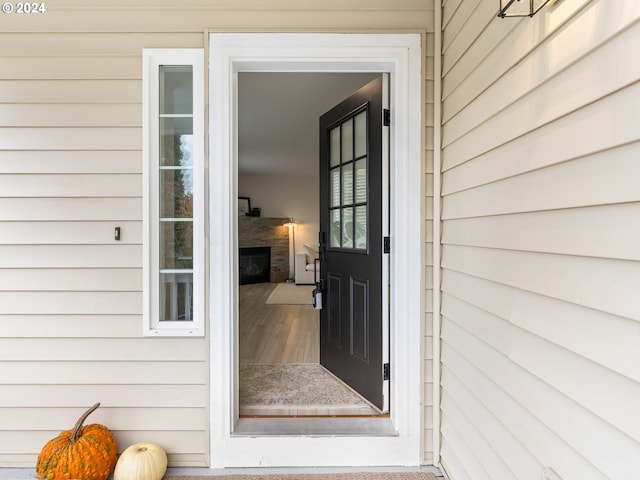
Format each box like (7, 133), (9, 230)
(314, 232), (326, 310)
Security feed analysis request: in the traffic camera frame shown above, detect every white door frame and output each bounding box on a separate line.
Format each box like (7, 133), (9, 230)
(209, 32), (424, 467)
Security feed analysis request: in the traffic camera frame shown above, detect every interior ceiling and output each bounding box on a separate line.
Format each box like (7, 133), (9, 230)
(238, 72), (378, 177)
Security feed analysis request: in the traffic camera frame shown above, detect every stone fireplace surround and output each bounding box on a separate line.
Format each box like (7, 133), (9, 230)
(238, 216), (290, 282)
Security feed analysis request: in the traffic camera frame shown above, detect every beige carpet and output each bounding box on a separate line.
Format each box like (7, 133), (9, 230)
(166, 473), (437, 480)
(266, 284), (314, 305)
(240, 363), (379, 416)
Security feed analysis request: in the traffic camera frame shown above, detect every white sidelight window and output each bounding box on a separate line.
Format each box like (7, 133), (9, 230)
(143, 49), (204, 336)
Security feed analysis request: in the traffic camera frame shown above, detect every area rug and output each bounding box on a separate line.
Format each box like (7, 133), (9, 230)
(166, 473), (437, 480)
(239, 363), (378, 415)
(266, 284), (314, 305)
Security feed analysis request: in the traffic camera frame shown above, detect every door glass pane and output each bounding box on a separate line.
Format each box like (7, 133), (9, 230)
(355, 206), (367, 249)
(330, 127), (341, 167)
(330, 168), (340, 207)
(326, 110), (369, 252)
(342, 207), (353, 249)
(354, 110), (367, 158)
(160, 220), (193, 269)
(160, 66), (193, 115)
(160, 170), (193, 218)
(342, 163), (353, 206)
(160, 118), (193, 166)
(355, 158), (366, 203)
(330, 209), (341, 247)
(341, 118), (353, 162)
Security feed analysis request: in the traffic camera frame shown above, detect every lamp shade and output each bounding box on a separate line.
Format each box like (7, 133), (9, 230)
(498, 0), (551, 17)
(283, 219), (297, 227)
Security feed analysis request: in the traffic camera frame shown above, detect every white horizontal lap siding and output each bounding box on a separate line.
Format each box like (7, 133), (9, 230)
(0, 10), (206, 469)
(440, 1), (640, 479)
(0, 0), (435, 468)
(0, 3), (432, 33)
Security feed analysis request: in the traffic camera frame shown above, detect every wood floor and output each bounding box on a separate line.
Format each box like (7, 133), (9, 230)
(239, 282), (319, 364)
(239, 282), (380, 416)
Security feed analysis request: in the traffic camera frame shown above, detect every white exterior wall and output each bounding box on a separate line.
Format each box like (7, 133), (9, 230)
(439, 1), (640, 479)
(0, 0), (435, 467)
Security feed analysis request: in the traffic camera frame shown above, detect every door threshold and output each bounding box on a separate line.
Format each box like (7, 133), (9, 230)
(233, 417), (398, 436)
(239, 403), (382, 417)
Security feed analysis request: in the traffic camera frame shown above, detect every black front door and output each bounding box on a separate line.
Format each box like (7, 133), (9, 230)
(319, 76), (387, 411)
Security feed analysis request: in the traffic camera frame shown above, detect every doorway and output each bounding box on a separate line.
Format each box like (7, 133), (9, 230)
(209, 32), (423, 467)
(237, 72), (383, 417)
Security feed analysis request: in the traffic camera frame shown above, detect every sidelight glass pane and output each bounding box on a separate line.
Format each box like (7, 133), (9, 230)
(354, 110), (367, 158)
(158, 66), (194, 324)
(342, 207), (353, 249)
(160, 118), (193, 167)
(330, 127), (341, 167)
(330, 209), (341, 248)
(331, 168), (340, 207)
(160, 220), (193, 269)
(355, 206), (367, 249)
(160, 272), (193, 321)
(160, 170), (193, 218)
(147, 51), (203, 335)
(160, 66), (193, 115)
(355, 158), (366, 203)
(341, 118), (353, 162)
(342, 163), (353, 205)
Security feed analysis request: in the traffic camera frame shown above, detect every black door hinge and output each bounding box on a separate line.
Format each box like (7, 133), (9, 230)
(383, 363), (390, 381)
(383, 236), (390, 254)
(383, 109), (391, 127)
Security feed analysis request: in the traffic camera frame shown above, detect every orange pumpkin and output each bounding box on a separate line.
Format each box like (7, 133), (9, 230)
(36, 403), (117, 480)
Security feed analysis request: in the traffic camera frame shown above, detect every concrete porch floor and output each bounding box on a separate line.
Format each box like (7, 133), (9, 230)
(0, 466), (445, 479)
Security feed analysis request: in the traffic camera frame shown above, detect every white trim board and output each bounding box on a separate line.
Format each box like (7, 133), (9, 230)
(209, 32), (424, 467)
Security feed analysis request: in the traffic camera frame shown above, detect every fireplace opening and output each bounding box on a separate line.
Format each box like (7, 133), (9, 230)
(239, 246), (271, 285)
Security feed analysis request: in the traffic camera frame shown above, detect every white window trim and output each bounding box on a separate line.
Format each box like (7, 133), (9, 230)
(209, 33), (424, 467)
(143, 49), (205, 336)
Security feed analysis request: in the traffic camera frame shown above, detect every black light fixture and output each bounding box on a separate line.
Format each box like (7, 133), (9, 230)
(498, 0), (552, 18)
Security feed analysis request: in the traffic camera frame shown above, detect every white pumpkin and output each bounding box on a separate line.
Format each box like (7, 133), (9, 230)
(114, 442), (168, 480)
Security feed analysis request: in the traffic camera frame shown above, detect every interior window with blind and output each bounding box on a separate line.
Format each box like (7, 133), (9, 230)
(143, 49), (204, 336)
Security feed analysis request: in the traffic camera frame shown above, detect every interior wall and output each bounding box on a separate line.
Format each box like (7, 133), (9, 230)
(239, 174), (318, 251)
(439, 0), (640, 478)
